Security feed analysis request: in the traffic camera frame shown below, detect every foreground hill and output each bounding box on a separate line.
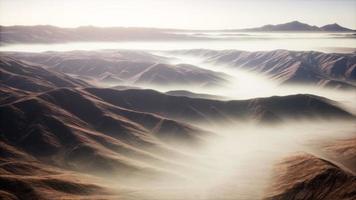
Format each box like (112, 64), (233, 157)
(323, 137), (356, 173)
(264, 135), (356, 200)
(1, 56), (212, 198)
(264, 153), (356, 200)
(0, 146), (114, 200)
(173, 49), (356, 89)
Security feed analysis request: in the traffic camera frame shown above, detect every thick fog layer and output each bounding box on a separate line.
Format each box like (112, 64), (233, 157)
(1, 32), (355, 53)
(124, 51), (356, 115)
(97, 120), (355, 200)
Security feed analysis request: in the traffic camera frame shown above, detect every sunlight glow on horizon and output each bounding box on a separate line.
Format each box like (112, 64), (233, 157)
(0, 0), (355, 29)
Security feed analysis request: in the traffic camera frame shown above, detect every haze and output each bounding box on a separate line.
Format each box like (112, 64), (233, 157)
(0, 0), (355, 29)
(1, 1), (356, 200)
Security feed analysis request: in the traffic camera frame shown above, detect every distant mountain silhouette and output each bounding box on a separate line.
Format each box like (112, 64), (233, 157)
(0, 22), (354, 44)
(242, 21), (320, 32)
(320, 23), (354, 32)
(0, 25), (200, 44)
(238, 21), (354, 32)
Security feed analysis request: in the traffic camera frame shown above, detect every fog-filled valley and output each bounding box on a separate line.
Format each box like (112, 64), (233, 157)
(1, 16), (356, 200)
(1, 42), (356, 199)
(4, 49), (355, 111)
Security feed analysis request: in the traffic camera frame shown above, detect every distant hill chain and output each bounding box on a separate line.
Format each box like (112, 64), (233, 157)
(172, 49), (356, 89)
(1, 50), (356, 199)
(235, 21), (355, 32)
(0, 21), (354, 44)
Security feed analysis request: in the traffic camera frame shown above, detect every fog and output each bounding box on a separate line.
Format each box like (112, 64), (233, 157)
(95, 50), (355, 115)
(1, 32), (355, 53)
(165, 52), (356, 110)
(1, 34), (355, 199)
(80, 49), (355, 199)
(96, 120), (355, 200)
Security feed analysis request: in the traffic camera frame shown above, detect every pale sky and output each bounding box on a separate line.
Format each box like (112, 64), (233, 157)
(0, 0), (355, 29)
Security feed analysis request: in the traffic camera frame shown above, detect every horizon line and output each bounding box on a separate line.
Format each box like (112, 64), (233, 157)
(1, 21), (354, 31)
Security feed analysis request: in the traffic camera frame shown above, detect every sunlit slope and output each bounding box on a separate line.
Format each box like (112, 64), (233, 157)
(265, 153), (356, 200)
(171, 49), (356, 89)
(3, 51), (229, 88)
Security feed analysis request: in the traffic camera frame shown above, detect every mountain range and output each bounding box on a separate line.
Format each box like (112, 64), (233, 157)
(172, 49), (356, 89)
(236, 21), (354, 32)
(1, 54), (355, 199)
(0, 21), (354, 44)
(3, 50), (230, 88)
(5, 49), (356, 90)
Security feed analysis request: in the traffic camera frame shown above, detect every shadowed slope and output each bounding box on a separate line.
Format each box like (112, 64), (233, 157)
(0, 56), (89, 92)
(86, 88), (354, 123)
(0, 25), (199, 44)
(0, 142), (115, 200)
(0, 87), (207, 174)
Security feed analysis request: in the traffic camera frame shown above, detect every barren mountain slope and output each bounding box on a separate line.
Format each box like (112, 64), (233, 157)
(172, 49), (356, 89)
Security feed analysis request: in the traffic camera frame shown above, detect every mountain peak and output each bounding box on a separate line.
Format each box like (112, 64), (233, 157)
(240, 21), (354, 32)
(288, 20), (304, 24)
(320, 23), (353, 32)
(249, 21), (319, 31)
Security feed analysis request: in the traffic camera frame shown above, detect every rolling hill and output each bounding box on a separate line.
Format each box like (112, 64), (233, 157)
(0, 21), (353, 44)
(4, 51), (230, 88)
(172, 49), (356, 89)
(265, 153), (356, 200)
(1, 55), (355, 199)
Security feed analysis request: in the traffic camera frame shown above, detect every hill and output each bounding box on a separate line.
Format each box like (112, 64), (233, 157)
(238, 21), (354, 32)
(1, 55), (355, 199)
(4, 51), (230, 88)
(173, 49), (356, 89)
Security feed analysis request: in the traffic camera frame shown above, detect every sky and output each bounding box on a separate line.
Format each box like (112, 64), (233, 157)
(0, 0), (355, 29)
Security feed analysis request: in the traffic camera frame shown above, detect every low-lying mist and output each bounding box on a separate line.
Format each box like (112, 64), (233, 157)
(96, 50), (356, 115)
(1, 48), (355, 199)
(98, 119), (355, 200)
